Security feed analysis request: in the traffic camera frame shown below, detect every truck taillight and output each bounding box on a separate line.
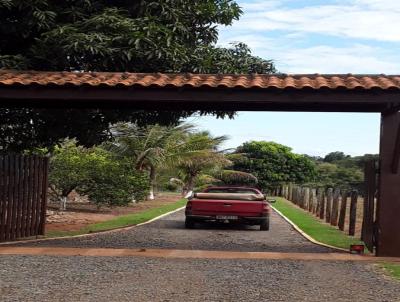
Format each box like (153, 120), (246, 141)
(262, 202), (269, 215)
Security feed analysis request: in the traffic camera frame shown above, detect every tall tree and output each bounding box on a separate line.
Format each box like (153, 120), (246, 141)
(108, 122), (195, 199)
(0, 0), (276, 152)
(108, 123), (230, 198)
(175, 131), (230, 195)
(231, 141), (317, 190)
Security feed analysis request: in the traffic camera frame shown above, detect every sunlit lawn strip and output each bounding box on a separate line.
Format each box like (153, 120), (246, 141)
(272, 197), (365, 250)
(380, 262), (400, 280)
(46, 198), (187, 238)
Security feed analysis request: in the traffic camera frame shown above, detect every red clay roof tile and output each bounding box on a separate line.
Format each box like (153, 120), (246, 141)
(0, 70), (399, 90)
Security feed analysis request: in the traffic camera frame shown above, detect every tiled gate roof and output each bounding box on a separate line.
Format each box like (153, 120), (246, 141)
(1, 70), (400, 90)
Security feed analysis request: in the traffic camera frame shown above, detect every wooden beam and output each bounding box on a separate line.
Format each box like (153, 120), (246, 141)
(0, 86), (400, 112)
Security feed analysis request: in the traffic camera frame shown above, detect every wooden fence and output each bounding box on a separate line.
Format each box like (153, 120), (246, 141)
(277, 160), (378, 251)
(0, 155), (49, 242)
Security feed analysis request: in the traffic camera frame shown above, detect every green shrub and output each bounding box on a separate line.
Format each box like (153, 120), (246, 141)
(49, 141), (149, 207)
(77, 154), (149, 206)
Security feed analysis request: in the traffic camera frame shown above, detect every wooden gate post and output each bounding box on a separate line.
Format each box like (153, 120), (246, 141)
(377, 111), (400, 257)
(362, 160), (376, 251)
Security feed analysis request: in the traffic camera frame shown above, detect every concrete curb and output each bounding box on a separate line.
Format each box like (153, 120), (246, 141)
(0, 205), (186, 246)
(271, 205), (349, 253)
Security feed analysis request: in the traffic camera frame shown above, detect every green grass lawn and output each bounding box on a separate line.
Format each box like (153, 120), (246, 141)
(46, 198), (187, 238)
(380, 262), (400, 280)
(272, 197), (365, 251)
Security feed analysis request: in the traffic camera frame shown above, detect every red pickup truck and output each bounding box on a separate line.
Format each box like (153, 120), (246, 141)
(185, 186), (274, 231)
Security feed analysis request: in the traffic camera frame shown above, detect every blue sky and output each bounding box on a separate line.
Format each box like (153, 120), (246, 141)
(187, 0), (400, 156)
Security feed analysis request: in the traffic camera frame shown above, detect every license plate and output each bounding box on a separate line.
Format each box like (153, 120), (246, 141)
(216, 215), (238, 220)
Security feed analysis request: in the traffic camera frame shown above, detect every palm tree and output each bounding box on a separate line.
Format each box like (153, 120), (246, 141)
(108, 122), (195, 199)
(109, 123), (231, 199)
(174, 131), (231, 195)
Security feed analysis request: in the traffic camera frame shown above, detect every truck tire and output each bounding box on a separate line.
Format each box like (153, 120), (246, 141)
(185, 217), (195, 229)
(260, 216), (270, 231)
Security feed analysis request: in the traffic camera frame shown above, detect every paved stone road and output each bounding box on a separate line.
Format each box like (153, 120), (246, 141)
(10, 209), (334, 253)
(1, 209), (399, 302)
(0, 255), (399, 302)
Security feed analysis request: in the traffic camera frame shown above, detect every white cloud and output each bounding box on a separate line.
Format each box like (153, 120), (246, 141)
(274, 45), (400, 74)
(355, 0), (400, 12)
(230, 1), (400, 42)
(219, 29), (400, 74)
(217, 1), (400, 74)
(239, 0), (282, 11)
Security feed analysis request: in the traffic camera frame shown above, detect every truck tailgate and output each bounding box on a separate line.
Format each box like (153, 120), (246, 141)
(191, 199), (263, 217)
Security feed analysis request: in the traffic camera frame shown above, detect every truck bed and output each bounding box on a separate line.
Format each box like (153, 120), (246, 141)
(190, 198), (265, 217)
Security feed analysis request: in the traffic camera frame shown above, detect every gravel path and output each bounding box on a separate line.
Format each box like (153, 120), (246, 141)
(0, 255), (398, 302)
(10, 209), (335, 253)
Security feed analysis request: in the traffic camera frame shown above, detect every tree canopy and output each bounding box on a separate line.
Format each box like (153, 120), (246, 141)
(0, 0), (275, 73)
(312, 152), (378, 190)
(0, 0), (276, 152)
(230, 141), (317, 190)
(323, 151), (349, 163)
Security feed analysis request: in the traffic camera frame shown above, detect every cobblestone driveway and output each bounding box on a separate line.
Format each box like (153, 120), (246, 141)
(2, 209), (399, 302)
(11, 209), (334, 253)
(0, 255), (399, 302)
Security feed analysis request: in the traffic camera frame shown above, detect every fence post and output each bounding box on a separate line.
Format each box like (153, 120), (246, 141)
(303, 187), (310, 210)
(309, 189), (316, 212)
(288, 184), (293, 201)
(0, 155), (6, 242)
(299, 187), (303, 208)
(9, 154), (17, 241)
(338, 190), (347, 231)
(299, 187), (304, 208)
(318, 189), (325, 219)
(292, 187), (296, 204)
(349, 191), (358, 236)
(330, 188), (340, 226)
(315, 188), (321, 214)
(294, 187), (299, 205)
(40, 157), (49, 235)
(325, 188), (333, 223)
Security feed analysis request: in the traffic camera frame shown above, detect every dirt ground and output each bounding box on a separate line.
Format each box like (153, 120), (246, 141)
(45, 192), (182, 232)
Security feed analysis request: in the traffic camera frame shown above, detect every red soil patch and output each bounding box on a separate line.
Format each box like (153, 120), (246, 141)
(46, 193), (183, 232)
